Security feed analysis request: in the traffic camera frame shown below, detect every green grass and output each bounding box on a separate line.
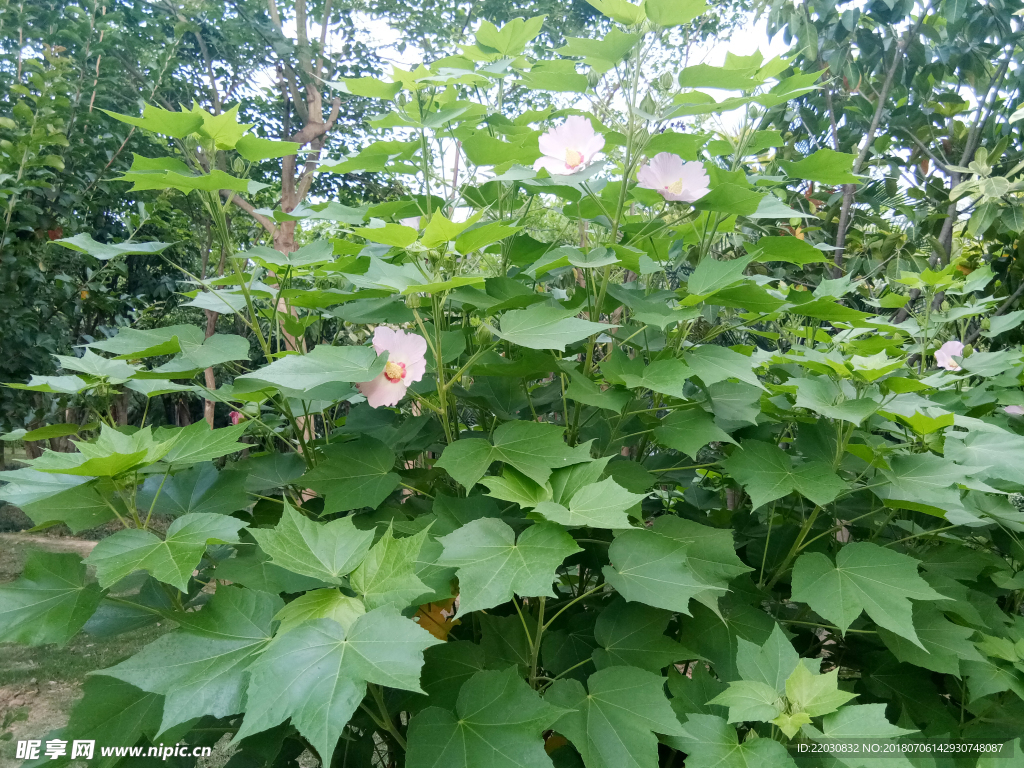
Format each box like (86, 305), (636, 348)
(0, 622), (170, 689)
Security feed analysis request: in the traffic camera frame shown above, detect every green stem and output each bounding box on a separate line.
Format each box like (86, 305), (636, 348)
(884, 525), (959, 548)
(529, 597), (546, 688)
(539, 657), (595, 691)
(780, 618), (876, 634)
(369, 684), (406, 751)
(766, 505), (822, 589)
(142, 467), (171, 530)
(543, 584), (605, 631)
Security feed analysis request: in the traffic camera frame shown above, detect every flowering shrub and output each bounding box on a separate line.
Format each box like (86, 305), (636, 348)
(2, 2), (1024, 767)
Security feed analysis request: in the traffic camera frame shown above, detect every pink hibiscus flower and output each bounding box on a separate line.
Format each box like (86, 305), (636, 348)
(358, 327), (428, 408)
(934, 340), (964, 371)
(534, 116), (605, 176)
(637, 152), (710, 202)
(1004, 405), (1024, 416)
(229, 411), (244, 426)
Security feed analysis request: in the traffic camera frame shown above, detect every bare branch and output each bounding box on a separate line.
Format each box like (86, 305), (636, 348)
(222, 191), (277, 234)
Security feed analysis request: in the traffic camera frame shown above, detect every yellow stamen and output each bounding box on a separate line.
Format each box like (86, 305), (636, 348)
(564, 148), (584, 168)
(384, 361), (405, 382)
(666, 178), (684, 196)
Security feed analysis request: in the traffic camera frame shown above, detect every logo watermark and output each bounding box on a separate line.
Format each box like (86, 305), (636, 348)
(16, 740), (212, 761)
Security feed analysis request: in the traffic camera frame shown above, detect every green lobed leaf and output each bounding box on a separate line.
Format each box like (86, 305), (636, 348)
(602, 527), (724, 615)
(791, 542), (947, 647)
(85, 513), (248, 591)
(237, 344), (386, 393)
(669, 714), (798, 768)
(593, 598), (696, 672)
(0, 551), (103, 646)
(350, 527), (432, 610)
(437, 518), (581, 614)
(247, 501), (375, 584)
(406, 667), (564, 768)
(235, 610), (442, 765)
(496, 305), (615, 351)
(534, 476), (644, 529)
(436, 420), (592, 489)
(298, 436), (401, 513)
(721, 441), (846, 509)
(547, 666), (685, 768)
(96, 587), (280, 732)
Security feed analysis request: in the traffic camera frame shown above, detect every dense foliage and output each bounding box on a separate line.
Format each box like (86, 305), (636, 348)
(3, 0), (1024, 766)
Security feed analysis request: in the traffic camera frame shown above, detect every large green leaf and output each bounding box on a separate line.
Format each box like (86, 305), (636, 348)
(437, 519), (581, 614)
(159, 421), (249, 467)
(496, 305), (613, 351)
(735, 624), (799, 694)
(215, 541), (327, 595)
(684, 346), (764, 389)
(876, 603), (984, 675)
(350, 527), (431, 610)
(602, 528), (723, 615)
(557, 29), (641, 73)
(752, 236), (829, 265)
(89, 324), (205, 358)
(237, 345), (385, 392)
(708, 679), (784, 723)
(298, 436), (400, 513)
(235, 610), (442, 765)
(534, 477), (644, 529)
(791, 542), (947, 646)
(783, 661), (857, 721)
(779, 148), (858, 185)
(85, 513), (247, 591)
(20, 482), (118, 533)
(946, 430), (1024, 487)
(97, 587), (279, 732)
(0, 469), (92, 507)
(813, 704), (916, 739)
(53, 233), (172, 261)
(654, 408), (736, 459)
(721, 441), (846, 509)
(136, 462), (249, 516)
(793, 378), (880, 425)
(102, 103), (204, 137)
(592, 598), (694, 672)
(617, 359), (692, 399)
(247, 501), (375, 584)
(475, 15), (545, 56)
(235, 134), (300, 161)
(436, 420), (592, 489)
(406, 667), (563, 768)
(652, 517), (752, 597)
(646, 0), (707, 26)
(273, 589), (365, 635)
(687, 255), (753, 297)
(0, 551), (102, 646)
(669, 714), (797, 768)
(547, 666), (685, 768)
(153, 333), (250, 373)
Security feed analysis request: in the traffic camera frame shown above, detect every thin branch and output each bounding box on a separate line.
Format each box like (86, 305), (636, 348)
(833, 16), (923, 275)
(221, 190), (277, 233)
(965, 279), (1024, 344)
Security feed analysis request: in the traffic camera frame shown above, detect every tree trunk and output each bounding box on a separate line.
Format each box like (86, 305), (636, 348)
(203, 307), (219, 427)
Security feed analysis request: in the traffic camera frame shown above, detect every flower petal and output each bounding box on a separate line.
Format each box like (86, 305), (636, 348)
(357, 374), (408, 408)
(534, 156), (574, 175)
